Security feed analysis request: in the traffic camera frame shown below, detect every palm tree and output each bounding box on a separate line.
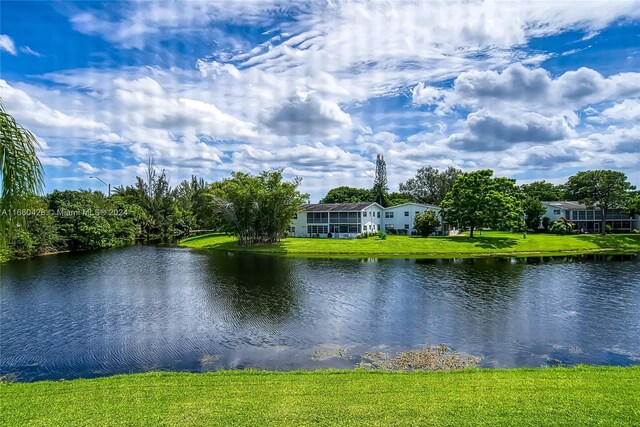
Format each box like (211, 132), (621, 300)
(0, 99), (44, 239)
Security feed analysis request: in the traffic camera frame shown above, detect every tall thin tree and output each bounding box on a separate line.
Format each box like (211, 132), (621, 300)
(372, 154), (389, 207)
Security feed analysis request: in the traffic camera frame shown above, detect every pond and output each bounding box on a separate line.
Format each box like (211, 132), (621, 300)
(1, 246), (639, 381)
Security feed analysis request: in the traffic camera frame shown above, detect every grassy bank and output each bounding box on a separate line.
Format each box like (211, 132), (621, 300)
(2, 367), (639, 426)
(180, 231), (640, 258)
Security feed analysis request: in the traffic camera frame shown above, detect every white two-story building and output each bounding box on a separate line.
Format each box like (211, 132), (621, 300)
(541, 201), (639, 233)
(289, 202), (441, 238)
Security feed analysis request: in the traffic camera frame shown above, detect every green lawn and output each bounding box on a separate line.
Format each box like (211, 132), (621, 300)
(2, 367), (639, 426)
(180, 231), (640, 258)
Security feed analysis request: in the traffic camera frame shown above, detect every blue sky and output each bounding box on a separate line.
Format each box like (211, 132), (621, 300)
(1, 1), (639, 201)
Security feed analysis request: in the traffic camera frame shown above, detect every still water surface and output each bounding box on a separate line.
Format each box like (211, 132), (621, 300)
(1, 246), (639, 381)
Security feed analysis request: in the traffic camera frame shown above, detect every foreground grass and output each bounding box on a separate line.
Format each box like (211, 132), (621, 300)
(180, 231), (640, 258)
(1, 367), (639, 426)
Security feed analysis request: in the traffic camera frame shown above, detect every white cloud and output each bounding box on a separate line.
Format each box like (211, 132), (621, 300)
(41, 157), (72, 167)
(0, 34), (16, 55)
(262, 92), (353, 138)
(20, 46), (43, 57)
(0, 79), (108, 132)
(69, 1), (287, 49)
(77, 161), (99, 174)
(447, 110), (577, 151)
(420, 64), (640, 112)
(412, 83), (444, 105)
(601, 99), (640, 121)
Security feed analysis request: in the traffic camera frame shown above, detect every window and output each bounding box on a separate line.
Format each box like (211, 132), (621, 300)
(377, 212), (380, 218)
(404, 211), (409, 216)
(385, 211), (394, 218)
(385, 224), (395, 230)
(578, 211), (586, 220)
(289, 226), (295, 233)
(363, 211), (367, 217)
(586, 211), (594, 220)
(307, 225), (328, 234)
(404, 224), (410, 229)
(553, 210), (561, 215)
(307, 212), (328, 223)
(329, 212), (360, 224)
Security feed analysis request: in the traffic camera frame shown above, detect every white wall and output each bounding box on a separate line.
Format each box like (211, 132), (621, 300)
(361, 205), (382, 233)
(290, 203), (445, 237)
(542, 204), (566, 223)
(382, 203), (441, 234)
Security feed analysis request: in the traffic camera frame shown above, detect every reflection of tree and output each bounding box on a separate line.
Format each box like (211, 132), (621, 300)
(415, 257), (526, 304)
(202, 252), (299, 324)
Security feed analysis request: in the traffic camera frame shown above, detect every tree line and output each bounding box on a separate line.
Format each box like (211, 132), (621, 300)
(319, 167), (639, 238)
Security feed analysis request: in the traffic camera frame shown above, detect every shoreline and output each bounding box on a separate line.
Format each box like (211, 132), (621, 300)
(180, 232), (640, 260)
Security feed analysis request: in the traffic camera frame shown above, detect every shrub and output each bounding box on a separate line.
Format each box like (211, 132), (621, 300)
(8, 228), (37, 258)
(378, 231), (387, 240)
(605, 224), (612, 233)
(550, 219), (574, 235)
(542, 216), (551, 232)
(414, 210), (441, 237)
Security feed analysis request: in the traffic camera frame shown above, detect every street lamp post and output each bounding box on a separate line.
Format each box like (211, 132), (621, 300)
(90, 176), (111, 197)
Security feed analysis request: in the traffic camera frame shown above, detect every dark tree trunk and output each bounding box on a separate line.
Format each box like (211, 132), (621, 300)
(600, 208), (607, 235)
(469, 223), (475, 238)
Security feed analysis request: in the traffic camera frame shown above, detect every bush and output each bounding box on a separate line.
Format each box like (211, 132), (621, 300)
(605, 224), (612, 234)
(550, 219), (574, 235)
(387, 228), (397, 235)
(378, 231), (387, 240)
(414, 210), (441, 237)
(542, 217), (551, 232)
(8, 228), (37, 258)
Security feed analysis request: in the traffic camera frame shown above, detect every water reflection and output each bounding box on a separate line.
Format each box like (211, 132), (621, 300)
(1, 247), (639, 381)
(203, 253), (299, 322)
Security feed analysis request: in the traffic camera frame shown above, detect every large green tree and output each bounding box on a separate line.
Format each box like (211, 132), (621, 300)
(441, 170), (523, 238)
(623, 191), (640, 219)
(522, 197), (546, 231)
(113, 160), (185, 241)
(399, 166), (462, 205)
(0, 100), (44, 241)
(212, 170), (308, 246)
(520, 181), (565, 201)
(565, 170), (635, 235)
(319, 186), (372, 204)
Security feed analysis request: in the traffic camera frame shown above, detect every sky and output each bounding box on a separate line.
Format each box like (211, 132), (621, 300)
(1, 0), (639, 201)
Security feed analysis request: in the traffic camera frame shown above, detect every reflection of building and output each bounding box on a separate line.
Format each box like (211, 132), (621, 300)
(290, 202), (441, 238)
(542, 201), (639, 232)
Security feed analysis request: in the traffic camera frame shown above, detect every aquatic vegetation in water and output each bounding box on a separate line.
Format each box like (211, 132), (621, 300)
(200, 354), (221, 369)
(310, 344), (348, 361)
(358, 345), (480, 371)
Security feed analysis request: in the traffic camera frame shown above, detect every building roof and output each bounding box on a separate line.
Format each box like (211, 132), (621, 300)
(542, 201), (588, 210)
(300, 202), (377, 212)
(386, 202), (440, 210)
